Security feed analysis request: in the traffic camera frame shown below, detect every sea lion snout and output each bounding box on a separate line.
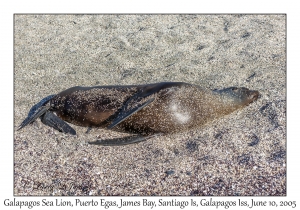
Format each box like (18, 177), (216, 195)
(233, 87), (259, 105)
(235, 87), (259, 103)
(214, 87), (260, 106)
(246, 90), (260, 102)
(235, 87), (260, 104)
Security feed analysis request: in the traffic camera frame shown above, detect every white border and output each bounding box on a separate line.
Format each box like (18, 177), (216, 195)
(1, 0), (298, 209)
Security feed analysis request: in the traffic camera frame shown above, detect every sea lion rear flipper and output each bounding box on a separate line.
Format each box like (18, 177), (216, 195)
(88, 134), (158, 146)
(41, 111), (76, 135)
(107, 97), (155, 129)
(17, 94), (56, 131)
(17, 105), (50, 131)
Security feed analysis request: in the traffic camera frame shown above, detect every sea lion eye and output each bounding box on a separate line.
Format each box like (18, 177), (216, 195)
(231, 87), (238, 92)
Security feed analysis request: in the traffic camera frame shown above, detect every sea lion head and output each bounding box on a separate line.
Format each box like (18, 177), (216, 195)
(214, 87), (260, 106)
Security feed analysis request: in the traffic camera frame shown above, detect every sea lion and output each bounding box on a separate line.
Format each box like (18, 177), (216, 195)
(18, 82), (259, 145)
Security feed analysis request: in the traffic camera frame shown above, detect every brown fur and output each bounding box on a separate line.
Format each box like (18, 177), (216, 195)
(49, 82), (259, 135)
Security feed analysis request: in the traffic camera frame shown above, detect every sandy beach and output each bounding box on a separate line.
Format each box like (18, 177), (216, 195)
(14, 14), (286, 196)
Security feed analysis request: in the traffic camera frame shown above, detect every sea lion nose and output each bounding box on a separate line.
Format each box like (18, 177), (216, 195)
(248, 90), (260, 101)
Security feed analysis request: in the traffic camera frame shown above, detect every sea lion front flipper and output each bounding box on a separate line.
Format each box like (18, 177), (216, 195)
(41, 111), (76, 135)
(107, 97), (155, 129)
(88, 134), (158, 146)
(108, 83), (167, 129)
